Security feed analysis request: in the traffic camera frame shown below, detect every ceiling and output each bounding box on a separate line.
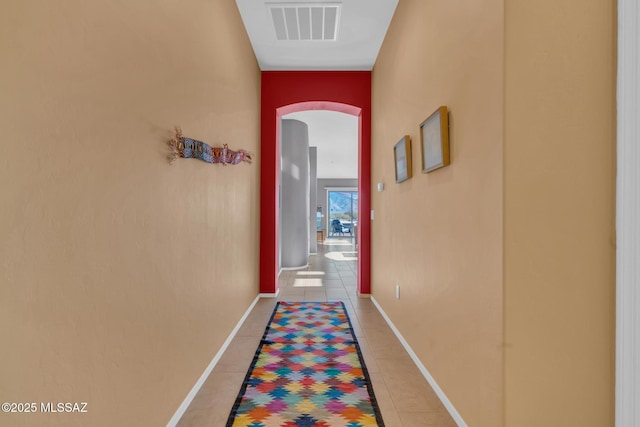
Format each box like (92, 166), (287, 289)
(235, 0), (398, 178)
(283, 110), (358, 179)
(235, 0), (399, 70)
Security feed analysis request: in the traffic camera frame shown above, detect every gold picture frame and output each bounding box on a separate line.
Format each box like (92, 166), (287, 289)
(420, 106), (450, 173)
(394, 135), (412, 183)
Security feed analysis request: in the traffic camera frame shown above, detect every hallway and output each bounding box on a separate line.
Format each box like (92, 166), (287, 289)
(177, 238), (456, 426)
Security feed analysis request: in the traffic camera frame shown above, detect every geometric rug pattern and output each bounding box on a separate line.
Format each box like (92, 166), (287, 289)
(226, 301), (385, 426)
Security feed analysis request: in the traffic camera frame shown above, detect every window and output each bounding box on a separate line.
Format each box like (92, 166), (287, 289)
(328, 190), (358, 236)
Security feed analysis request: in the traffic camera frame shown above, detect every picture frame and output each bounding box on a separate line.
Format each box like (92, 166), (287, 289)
(394, 135), (412, 183)
(420, 106), (450, 173)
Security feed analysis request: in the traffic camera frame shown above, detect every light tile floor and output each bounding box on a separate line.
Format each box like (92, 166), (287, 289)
(177, 238), (456, 427)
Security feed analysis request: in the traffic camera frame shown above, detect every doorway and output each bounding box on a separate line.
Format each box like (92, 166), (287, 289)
(327, 188), (358, 237)
(279, 109), (359, 273)
(259, 71), (372, 296)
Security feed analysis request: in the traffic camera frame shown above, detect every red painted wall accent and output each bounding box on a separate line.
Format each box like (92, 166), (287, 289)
(260, 71), (372, 294)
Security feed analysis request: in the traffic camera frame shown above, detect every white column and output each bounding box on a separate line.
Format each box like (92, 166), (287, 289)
(616, 0), (640, 425)
(280, 119), (310, 269)
(309, 147), (318, 254)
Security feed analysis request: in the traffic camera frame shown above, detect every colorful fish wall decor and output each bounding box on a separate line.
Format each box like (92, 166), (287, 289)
(167, 127), (252, 166)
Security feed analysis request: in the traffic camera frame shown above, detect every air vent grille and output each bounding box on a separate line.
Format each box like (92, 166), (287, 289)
(268, 2), (341, 41)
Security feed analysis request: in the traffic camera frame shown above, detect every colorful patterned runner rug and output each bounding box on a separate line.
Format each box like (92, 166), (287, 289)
(226, 301), (385, 427)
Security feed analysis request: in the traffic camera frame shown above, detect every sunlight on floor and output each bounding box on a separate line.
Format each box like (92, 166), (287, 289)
(296, 271), (325, 276)
(324, 251), (358, 261)
(322, 239), (354, 246)
(293, 278), (324, 288)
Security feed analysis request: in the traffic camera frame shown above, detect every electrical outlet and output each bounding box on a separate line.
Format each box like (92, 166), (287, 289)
(395, 284), (400, 299)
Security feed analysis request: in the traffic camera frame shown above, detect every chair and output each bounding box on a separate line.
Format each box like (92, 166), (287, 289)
(330, 219), (343, 236)
(342, 222), (352, 234)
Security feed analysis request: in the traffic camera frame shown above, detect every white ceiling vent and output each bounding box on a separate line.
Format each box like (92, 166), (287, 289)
(268, 2), (342, 41)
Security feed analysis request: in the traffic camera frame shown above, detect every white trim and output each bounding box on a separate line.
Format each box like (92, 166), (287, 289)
(280, 263), (310, 271)
(616, 0), (640, 425)
(370, 296), (467, 427)
(259, 288), (281, 298)
(166, 294), (262, 427)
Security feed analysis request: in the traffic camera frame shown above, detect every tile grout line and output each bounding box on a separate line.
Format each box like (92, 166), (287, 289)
(166, 295), (261, 427)
(370, 296), (467, 427)
(182, 238), (452, 426)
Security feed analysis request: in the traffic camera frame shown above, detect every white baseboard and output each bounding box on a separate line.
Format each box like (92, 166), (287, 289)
(370, 296), (467, 427)
(166, 294), (262, 427)
(280, 263), (310, 271)
(259, 288), (280, 298)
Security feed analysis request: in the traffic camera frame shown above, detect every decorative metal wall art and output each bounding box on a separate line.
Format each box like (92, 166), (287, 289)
(167, 127), (252, 166)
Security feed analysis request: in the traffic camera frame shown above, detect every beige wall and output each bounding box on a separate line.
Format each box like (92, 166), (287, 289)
(0, 1), (260, 426)
(371, 0), (505, 425)
(373, 0), (616, 426)
(503, 0), (616, 425)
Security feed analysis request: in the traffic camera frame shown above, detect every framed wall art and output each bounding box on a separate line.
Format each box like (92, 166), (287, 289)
(394, 135), (412, 183)
(420, 106), (450, 173)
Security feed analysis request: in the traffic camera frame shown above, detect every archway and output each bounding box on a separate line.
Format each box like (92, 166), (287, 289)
(260, 71), (371, 295)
